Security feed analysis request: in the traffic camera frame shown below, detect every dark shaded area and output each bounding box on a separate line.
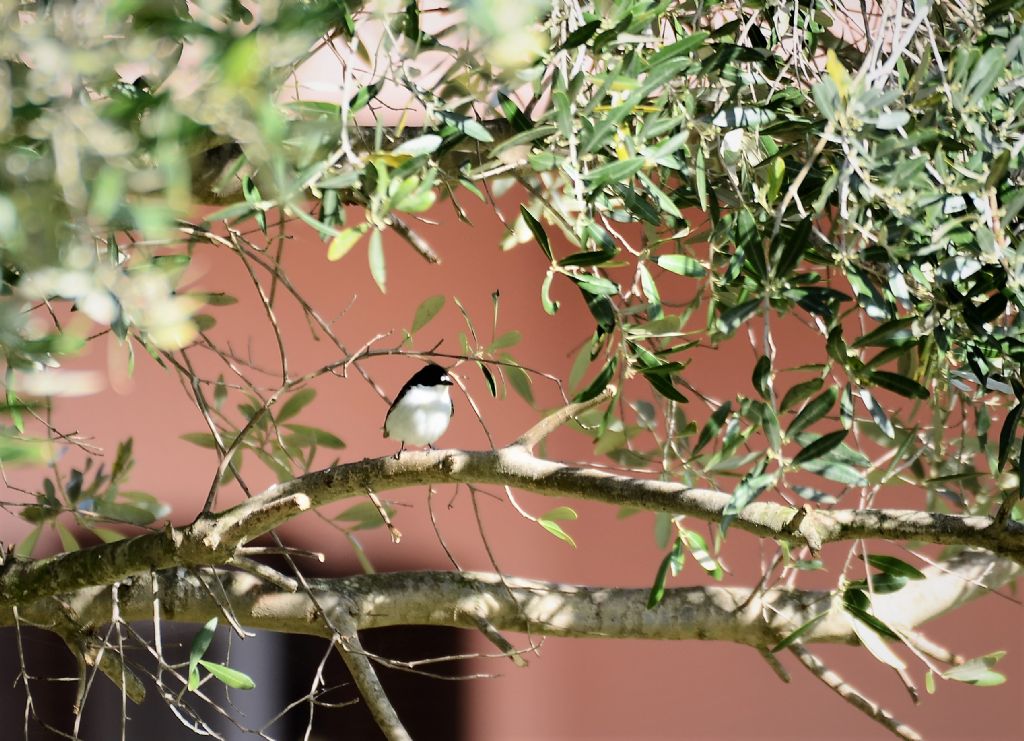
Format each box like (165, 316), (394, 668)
(0, 572), (464, 739)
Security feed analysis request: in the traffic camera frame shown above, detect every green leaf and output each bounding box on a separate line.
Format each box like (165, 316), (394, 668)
(392, 134), (442, 157)
(489, 331), (521, 350)
(197, 660), (256, 690)
(779, 378), (824, 413)
(327, 225), (368, 261)
(695, 147), (708, 211)
(541, 506), (577, 521)
(541, 271), (560, 315)
(772, 217), (811, 278)
(647, 31), (709, 64)
(787, 387), (838, 437)
(188, 618), (218, 691)
(438, 111), (493, 142)
(645, 373), (688, 403)
(848, 612), (906, 671)
(94, 501), (160, 526)
(793, 430), (848, 466)
(14, 524), (43, 559)
(943, 652), (1007, 686)
(283, 424), (345, 449)
(496, 91), (531, 133)
(638, 263), (661, 318)
(693, 402), (731, 456)
(681, 529), (722, 579)
(574, 275), (619, 296)
(721, 468), (777, 534)
(480, 363), (496, 396)
(559, 19), (601, 49)
(647, 537), (684, 609)
(368, 228), (386, 293)
(858, 388), (895, 439)
(539, 518), (576, 548)
(55, 521), (79, 552)
(520, 206), (553, 261)
(771, 612), (828, 653)
(998, 403), (1022, 472)
(277, 388), (316, 423)
(583, 157), (645, 186)
(656, 254), (706, 277)
(867, 370), (929, 400)
(716, 299), (760, 336)
(752, 355), (771, 400)
(575, 357), (617, 402)
(335, 501), (394, 530)
(181, 433), (220, 449)
(505, 362), (534, 404)
(241, 176), (266, 234)
(861, 554), (926, 580)
(411, 295), (445, 334)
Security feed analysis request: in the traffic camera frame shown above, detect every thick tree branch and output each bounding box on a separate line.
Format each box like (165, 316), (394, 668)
(2, 440), (1023, 607)
(6, 552), (1014, 739)
(332, 621), (411, 741)
(7, 551), (1015, 646)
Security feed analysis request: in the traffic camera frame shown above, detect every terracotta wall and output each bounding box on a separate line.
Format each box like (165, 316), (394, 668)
(0, 187), (1018, 738)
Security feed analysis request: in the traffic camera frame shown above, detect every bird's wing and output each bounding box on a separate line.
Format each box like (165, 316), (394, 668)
(384, 378), (416, 429)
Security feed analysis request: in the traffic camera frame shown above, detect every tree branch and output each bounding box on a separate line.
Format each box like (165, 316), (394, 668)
(789, 643), (922, 740)
(2, 441), (1023, 606)
(9, 551), (1016, 647)
(332, 621), (411, 741)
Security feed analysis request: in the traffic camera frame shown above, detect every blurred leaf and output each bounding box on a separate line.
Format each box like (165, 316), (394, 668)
(942, 652), (1007, 686)
(411, 295), (445, 334)
(181, 433), (220, 449)
(335, 501), (394, 531)
(283, 424), (345, 449)
(368, 229), (387, 292)
(55, 521), (79, 552)
(771, 612), (828, 653)
(438, 111), (493, 142)
(277, 388), (316, 423)
(14, 524), (43, 559)
(327, 225), (368, 261)
(505, 362), (534, 404)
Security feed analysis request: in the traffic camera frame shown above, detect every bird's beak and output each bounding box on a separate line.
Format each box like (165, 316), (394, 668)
(441, 374), (453, 385)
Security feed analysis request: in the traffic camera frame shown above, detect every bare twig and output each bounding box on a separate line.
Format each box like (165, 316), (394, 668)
(332, 626), (411, 741)
(789, 643), (921, 740)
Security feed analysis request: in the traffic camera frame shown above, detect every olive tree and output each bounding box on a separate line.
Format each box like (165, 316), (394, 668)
(0, 0), (1022, 738)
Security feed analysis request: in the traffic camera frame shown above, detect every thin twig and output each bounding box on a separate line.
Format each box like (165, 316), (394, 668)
(789, 644), (921, 740)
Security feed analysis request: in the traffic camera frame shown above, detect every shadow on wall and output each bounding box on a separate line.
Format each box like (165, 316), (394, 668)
(0, 576), (464, 740)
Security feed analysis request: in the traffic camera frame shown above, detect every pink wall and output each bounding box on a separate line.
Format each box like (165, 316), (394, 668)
(4, 190), (1020, 738)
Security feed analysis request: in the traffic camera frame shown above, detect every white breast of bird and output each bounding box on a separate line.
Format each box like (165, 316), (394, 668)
(385, 384), (452, 446)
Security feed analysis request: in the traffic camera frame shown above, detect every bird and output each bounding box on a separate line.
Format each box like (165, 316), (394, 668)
(383, 363), (454, 457)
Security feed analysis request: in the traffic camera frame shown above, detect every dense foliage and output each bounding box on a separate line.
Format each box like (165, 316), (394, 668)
(0, 0), (1022, 737)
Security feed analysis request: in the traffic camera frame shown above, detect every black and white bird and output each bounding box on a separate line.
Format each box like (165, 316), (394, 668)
(383, 363), (454, 457)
